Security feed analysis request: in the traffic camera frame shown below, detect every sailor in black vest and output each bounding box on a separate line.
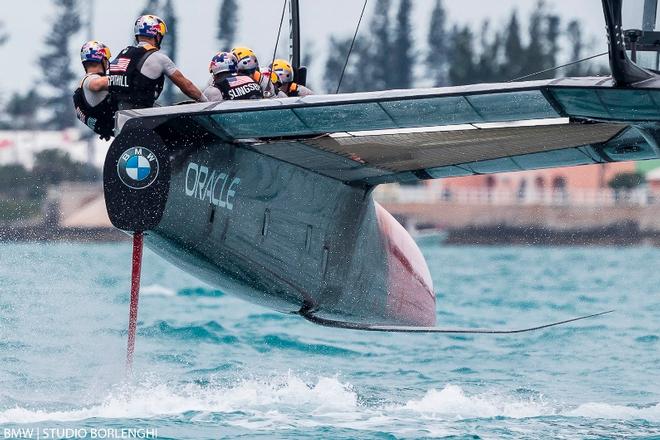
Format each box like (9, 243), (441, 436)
(73, 40), (115, 141)
(202, 52), (263, 102)
(270, 59), (314, 97)
(108, 15), (205, 110)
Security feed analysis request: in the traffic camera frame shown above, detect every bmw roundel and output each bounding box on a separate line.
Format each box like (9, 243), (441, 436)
(117, 147), (159, 189)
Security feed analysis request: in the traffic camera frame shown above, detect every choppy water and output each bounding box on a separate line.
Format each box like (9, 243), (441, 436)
(1, 242), (659, 439)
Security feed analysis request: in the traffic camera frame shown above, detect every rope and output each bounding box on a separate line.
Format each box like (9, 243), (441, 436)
(265, 0), (289, 96)
(336, 0), (369, 94)
(507, 51), (608, 82)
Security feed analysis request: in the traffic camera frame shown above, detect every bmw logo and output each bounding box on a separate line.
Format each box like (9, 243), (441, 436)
(117, 147), (159, 189)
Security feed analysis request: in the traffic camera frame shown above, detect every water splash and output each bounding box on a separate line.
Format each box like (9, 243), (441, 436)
(2, 379), (658, 428)
(0, 375), (357, 424)
(402, 384), (555, 419)
(140, 285), (176, 297)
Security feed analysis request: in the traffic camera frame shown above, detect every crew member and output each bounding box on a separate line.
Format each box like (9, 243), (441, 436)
(108, 14), (205, 109)
(270, 59), (314, 97)
(202, 52), (263, 101)
(231, 46), (278, 98)
(73, 40), (115, 140)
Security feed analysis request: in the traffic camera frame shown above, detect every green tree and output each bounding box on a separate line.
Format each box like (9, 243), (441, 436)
(324, 36), (369, 93)
(140, 0), (161, 16)
(427, 0), (449, 86)
(32, 149), (99, 185)
(565, 19), (585, 76)
(522, 2), (547, 78)
(324, 36), (350, 92)
(519, 1), (562, 80)
(608, 172), (645, 190)
(41, 0), (81, 129)
(0, 21), (8, 46)
(0, 164), (35, 197)
(391, 0), (413, 88)
(4, 91), (42, 130)
(448, 25), (477, 85)
(502, 11), (524, 80)
(217, 0), (238, 50)
(475, 21), (503, 83)
(368, 0), (393, 90)
(545, 14), (561, 70)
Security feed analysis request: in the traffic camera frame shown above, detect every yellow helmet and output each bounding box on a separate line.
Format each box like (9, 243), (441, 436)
(271, 59), (294, 85)
(231, 47), (259, 73)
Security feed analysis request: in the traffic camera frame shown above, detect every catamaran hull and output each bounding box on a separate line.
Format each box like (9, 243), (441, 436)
(104, 125), (435, 326)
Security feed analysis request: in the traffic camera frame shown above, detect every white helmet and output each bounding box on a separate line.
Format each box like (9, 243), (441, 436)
(209, 51), (238, 75)
(134, 15), (167, 39)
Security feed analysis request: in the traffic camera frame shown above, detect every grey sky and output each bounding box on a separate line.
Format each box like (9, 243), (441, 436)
(0, 0), (608, 96)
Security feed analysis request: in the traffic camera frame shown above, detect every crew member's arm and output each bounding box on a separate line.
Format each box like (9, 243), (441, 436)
(202, 85), (224, 102)
(87, 76), (109, 92)
(169, 70), (207, 102)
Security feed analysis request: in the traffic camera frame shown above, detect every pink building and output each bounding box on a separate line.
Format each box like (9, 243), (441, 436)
(434, 162), (636, 193)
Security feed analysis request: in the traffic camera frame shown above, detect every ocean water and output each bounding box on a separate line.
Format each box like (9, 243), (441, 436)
(0, 242), (659, 440)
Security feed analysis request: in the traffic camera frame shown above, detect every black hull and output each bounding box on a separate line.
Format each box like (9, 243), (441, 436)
(104, 120), (436, 326)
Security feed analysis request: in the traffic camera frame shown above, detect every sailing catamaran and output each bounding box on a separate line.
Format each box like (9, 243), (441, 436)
(103, 0), (658, 360)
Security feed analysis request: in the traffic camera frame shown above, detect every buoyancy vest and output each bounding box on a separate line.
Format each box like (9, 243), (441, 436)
(213, 73), (263, 100)
(287, 83), (300, 97)
(108, 45), (165, 108)
(73, 74), (116, 140)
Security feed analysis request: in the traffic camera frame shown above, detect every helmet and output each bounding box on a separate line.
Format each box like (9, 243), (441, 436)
(231, 47), (259, 73)
(260, 68), (280, 87)
(209, 51), (238, 75)
(80, 40), (111, 64)
(134, 15), (167, 39)
(271, 59), (294, 85)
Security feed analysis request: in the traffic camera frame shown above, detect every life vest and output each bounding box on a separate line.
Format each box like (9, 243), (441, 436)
(73, 74), (116, 140)
(287, 82), (300, 97)
(108, 44), (165, 108)
(213, 73), (262, 100)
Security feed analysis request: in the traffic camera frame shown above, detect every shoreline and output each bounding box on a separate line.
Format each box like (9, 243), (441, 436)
(0, 226), (128, 242)
(1, 224), (659, 246)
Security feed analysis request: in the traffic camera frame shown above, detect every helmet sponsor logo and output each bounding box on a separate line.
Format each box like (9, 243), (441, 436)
(117, 147), (159, 189)
(185, 162), (240, 211)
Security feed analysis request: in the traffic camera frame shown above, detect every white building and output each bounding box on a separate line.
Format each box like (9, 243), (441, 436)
(0, 129), (110, 168)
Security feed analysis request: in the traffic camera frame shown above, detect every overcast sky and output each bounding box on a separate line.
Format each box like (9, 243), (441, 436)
(0, 0), (608, 97)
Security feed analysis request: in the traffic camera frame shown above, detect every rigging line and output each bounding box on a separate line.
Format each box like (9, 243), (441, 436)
(336, 0), (369, 94)
(265, 0), (289, 97)
(507, 51), (609, 83)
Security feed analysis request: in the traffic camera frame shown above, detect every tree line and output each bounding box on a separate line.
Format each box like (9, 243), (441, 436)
(0, 0), (604, 131)
(325, 0), (604, 92)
